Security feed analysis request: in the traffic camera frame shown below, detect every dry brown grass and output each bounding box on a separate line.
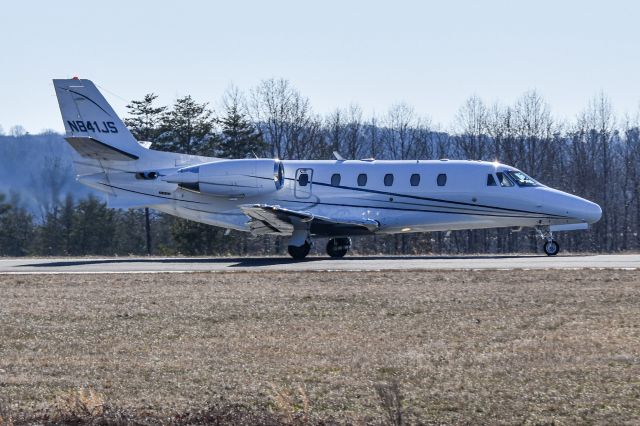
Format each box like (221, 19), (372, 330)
(0, 269), (639, 424)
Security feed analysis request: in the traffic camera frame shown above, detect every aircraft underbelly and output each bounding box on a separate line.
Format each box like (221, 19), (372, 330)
(374, 211), (539, 233)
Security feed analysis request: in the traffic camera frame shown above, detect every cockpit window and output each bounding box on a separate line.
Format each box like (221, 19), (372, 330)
(505, 170), (539, 187)
(495, 172), (514, 187)
(487, 174), (497, 186)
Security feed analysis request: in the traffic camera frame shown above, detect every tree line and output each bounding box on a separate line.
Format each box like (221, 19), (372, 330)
(0, 79), (638, 256)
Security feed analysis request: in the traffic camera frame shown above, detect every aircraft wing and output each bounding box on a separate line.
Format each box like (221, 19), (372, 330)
(240, 204), (379, 236)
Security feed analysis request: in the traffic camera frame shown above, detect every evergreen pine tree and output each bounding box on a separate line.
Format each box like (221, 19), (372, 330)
(38, 206), (62, 255)
(114, 209), (147, 255)
(70, 196), (116, 255)
(219, 93), (265, 158)
(59, 194), (75, 254)
(37, 195), (75, 255)
(124, 94), (167, 142)
(125, 94), (167, 256)
(0, 193), (9, 217)
(0, 194), (35, 256)
(158, 96), (220, 253)
(158, 96), (218, 156)
(170, 218), (222, 255)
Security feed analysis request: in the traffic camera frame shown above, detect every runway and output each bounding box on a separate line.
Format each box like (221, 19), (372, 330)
(0, 254), (638, 274)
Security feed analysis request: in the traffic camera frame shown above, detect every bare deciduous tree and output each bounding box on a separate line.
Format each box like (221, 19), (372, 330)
(249, 78), (321, 160)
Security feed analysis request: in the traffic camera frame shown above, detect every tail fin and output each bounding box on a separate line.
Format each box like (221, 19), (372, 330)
(53, 78), (144, 161)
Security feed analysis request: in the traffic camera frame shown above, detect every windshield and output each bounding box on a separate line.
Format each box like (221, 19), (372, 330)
(505, 170), (539, 187)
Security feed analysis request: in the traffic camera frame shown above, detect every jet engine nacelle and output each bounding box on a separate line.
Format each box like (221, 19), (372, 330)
(163, 159), (285, 198)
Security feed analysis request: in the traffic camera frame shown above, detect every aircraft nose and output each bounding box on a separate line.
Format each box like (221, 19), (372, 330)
(582, 200), (602, 224)
(544, 189), (602, 224)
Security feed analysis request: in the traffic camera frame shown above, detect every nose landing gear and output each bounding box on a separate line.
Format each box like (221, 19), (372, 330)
(537, 227), (560, 256)
(543, 240), (560, 256)
(326, 237), (351, 258)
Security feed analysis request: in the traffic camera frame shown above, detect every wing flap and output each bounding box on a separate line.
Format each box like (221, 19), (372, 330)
(241, 204), (379, 236)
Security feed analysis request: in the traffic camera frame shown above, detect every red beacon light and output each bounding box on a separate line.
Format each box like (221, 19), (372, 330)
(72, 76), (80, 80)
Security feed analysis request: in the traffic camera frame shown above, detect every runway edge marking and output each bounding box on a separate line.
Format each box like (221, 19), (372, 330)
(0, 267), (637, 275)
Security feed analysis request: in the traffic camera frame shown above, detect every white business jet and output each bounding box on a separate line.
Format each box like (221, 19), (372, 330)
(53, 79), (602, 259)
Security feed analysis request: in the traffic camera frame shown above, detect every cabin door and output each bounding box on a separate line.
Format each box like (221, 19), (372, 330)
(294, 168), (313, 198)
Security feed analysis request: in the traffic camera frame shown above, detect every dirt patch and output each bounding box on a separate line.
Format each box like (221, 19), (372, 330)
(0, 270), (639, 424)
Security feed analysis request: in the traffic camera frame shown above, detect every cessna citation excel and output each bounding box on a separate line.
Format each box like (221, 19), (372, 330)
(53, 78), (602, 259)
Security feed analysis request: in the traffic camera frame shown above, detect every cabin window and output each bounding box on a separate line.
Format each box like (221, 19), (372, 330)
(331, 173), (341, 186)
(496, 172), (514, 187)
(357, 173), (367, 186)
(384, 173), (394, 186)
(410, 173), (420, 186)
(487, 174), (497, 186)
(297, 172), (309, 187)
(436, 173), (447, 186)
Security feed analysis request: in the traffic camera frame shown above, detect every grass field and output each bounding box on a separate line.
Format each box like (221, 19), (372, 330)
(0, 269), (639, 424)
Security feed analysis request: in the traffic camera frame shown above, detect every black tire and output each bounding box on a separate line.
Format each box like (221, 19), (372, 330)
(326, 237), (351, 258)
(543, 240), (560, 256)
(288, 241), (311, 260)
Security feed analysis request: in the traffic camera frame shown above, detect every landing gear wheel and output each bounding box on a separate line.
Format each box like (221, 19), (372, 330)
(326, 237), (351, 258)
(288, 241), (311, 260)
(544, 240), (560, 256)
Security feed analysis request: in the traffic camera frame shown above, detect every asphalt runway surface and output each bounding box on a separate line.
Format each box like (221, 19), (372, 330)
(0, 254), (638, 274)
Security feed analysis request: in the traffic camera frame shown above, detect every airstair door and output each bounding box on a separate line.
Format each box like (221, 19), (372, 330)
(294, 168), (313, 198)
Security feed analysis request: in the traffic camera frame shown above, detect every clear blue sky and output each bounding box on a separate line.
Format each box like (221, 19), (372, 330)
(1, 0), (639, 133)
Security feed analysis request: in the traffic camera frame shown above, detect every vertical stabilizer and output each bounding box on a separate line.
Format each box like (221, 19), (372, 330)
(53, 78), (144, 160)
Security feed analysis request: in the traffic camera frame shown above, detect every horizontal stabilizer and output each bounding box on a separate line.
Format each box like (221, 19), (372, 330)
(65, 136), (139, 161)
(241, 204), (379, 236)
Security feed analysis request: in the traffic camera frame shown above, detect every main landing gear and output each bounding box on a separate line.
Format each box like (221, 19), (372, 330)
(287, 231), (352, 260)
(326, 237), (351, 258)
(287, 240), (311, 260)
(537, 227), (560, 256)
(287, 229), (312, 260)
